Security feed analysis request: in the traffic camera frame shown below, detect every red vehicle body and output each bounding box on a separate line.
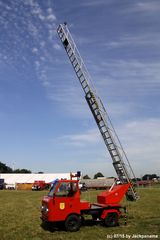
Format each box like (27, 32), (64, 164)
(32, 180), (48, 191)
(41, 177), (130, 231)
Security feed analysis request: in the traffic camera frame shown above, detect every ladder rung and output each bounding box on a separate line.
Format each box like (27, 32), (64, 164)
(59, 33), (64, 39)
(95, 113), (102, 118)
(70, 56), (75, 62)
(88, 96), (93, 100)
(68, 49), (73, 55)
(112, 154), (119, 157)
(69, 52), (74, 58)
(104, 135), (111, 139)
(58, 29), (63, 35)
(118, 172), (125, 176)
(80, 77), (85, 82)
(67, 47), (71, 53)
(91, 107), (98, 113)
(101, 129), (107, 134)
(108, 142), (114, 146)
(76, 68), (81, 74)
(90, 97), (96, 103)
(72, 59), (78, 65)
(83, 86), (90, 92)
(90, 101), (98, 108)
(117, 167), (123, 170)
(71, 57), (76, 63)
(117, 169), (125, 173)
(83, 84), (89, 89)
(108, 146), (116, 150)
(113, 161), (120, 165)
(74, 63), (79, 68)
(104, 137), (111, 141)
(82, 81), (87, 87)
(104, 134), (111, 139)
(99, 123), (105, 128)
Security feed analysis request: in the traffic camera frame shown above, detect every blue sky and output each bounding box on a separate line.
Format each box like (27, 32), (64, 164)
(0, 0), (160, 178)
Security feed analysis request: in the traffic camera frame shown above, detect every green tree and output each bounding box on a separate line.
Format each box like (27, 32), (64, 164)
(13, 169), (31, 173)
(142, 174), (158, 180)
(0, 161), (31, 173)
(94, 172), (104, 179)
(0, 162), (12, 173)
(83, 174), (90, 179)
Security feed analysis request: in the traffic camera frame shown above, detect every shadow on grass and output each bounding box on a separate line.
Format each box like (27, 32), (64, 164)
(41, 219), (103, 232)
(41, 222), (64, 232)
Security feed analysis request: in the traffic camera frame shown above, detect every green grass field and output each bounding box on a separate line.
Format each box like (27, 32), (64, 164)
(0, 187), (160, 240)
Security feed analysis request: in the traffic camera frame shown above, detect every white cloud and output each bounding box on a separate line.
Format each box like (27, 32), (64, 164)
(43, 56), (159, 122)
(81, 0), (112, 7)
(48, 83), (91, 118)
(48, 29), (56, 41)
(98, 60), (160, 96)
(105, 33), (160, 50)
(53, 43), (61, 50)
(104, 102), (135, 118)
(117, 118), (160, 175)
(118, 1), (160, 15)
(132, 2), (160, 12)
(58, 117), (160, 176)
(32, 47), (38, 53)
(47, 8), (53, 14)
(60, 128), (101, 147)
(46, 7), (56, 24)
(35, 60), (40, 69)
(47, 14), (56, 22)
(121, 118), (160, 150)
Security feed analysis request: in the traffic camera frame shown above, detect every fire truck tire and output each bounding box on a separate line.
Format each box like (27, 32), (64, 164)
(104, 213), (118, 227)
(65, 214), (81, 232)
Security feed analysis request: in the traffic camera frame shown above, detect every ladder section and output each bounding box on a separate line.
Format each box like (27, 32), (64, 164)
(85, 91), (138, 201)
(57, 23), (138, 201)
(85, 91), (127, 180)
(57, 23), (94, 96)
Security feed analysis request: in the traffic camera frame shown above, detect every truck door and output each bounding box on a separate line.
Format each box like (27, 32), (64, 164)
(53, 181), (80, 221)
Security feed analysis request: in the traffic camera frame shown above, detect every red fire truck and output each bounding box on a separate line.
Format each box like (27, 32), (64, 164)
(32, 181), (49, 191)
(41, 173), (130, 231)
(41, 23), (139, 231)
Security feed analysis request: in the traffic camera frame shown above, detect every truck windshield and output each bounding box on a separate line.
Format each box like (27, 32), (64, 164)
(48, 181), (59, 197)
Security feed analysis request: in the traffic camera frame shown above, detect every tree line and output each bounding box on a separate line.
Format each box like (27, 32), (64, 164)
(0, 161), (159, 180)
(83, 172), (159, 180)
(0, 161), (31, 173)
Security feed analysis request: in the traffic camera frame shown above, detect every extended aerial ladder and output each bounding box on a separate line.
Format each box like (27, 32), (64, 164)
(57, 23), (139, 201)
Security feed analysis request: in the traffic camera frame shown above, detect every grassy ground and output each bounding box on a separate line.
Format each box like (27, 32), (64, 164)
(0, 187), (159, 240)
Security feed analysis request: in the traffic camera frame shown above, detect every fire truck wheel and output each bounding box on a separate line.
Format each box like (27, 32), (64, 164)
(104, 213), (118, 227)
(65, 214), (81, 232)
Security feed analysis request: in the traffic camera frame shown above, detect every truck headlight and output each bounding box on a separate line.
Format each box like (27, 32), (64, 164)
(41, 205), (49, 213)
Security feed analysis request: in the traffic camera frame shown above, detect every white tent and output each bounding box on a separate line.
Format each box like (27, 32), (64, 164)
(0, 173), (71, 185)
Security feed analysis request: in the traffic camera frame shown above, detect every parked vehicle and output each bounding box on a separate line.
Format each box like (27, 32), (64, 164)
(79, 182), (88, 192)
(5, 183), (15, 190)
(32, 181), (49, 191)
(0, 179), (5, 190)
